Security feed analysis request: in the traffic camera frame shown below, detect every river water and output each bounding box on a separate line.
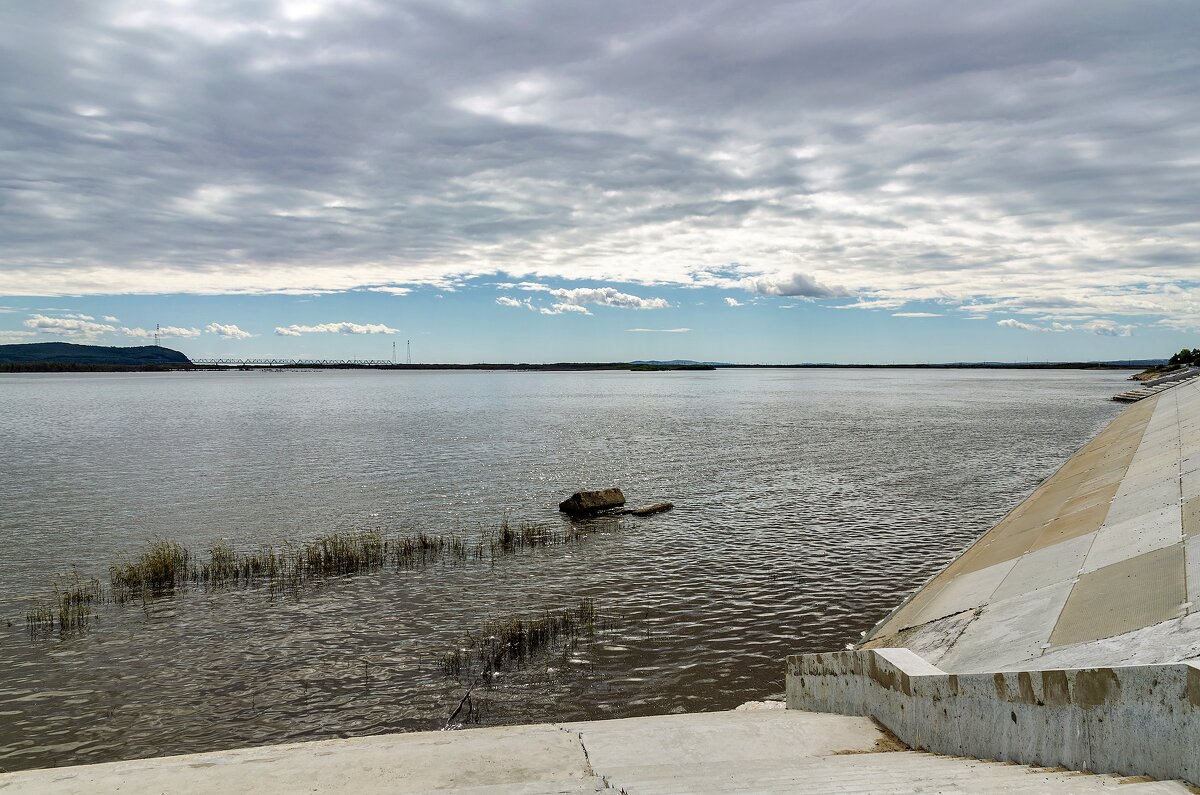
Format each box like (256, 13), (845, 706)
(0, 368), (1129, 771)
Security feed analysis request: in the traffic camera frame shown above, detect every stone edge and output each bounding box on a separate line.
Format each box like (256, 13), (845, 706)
(785, 647), (1200, 785)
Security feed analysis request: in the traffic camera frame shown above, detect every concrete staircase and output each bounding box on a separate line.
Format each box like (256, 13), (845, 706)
(591, 753), (1192, 794)
(1113, 371), (1200, 401)
(6, 706), (1192, 793)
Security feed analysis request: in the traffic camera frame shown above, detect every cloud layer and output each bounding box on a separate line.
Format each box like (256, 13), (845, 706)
(1, 1), (1198, 331)
(274, 322), (400, 336)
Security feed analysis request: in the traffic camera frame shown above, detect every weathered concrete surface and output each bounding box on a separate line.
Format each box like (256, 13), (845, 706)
(862, 378), (1200, 673)
(786, 647), (1200, 787)
(3, 708), (1188, 793)
(558, 488), (626, 516)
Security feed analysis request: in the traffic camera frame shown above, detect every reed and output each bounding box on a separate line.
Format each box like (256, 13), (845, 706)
(445, 598), (601, 679)
(24, 518), (622, 632)
(26, 570), (104, 635)
(109, 540), (191, 602)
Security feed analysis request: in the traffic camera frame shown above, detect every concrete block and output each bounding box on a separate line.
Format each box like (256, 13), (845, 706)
(991, 532), (1094, 602)
(935, 580), (1074, 673)
(1081, 509), (1181, 574)
(785, 648), (1200, 786)
(908, 558), (1019, 625)
(1106, 481), (1180, 525)
(1051, 544), (1187, 646)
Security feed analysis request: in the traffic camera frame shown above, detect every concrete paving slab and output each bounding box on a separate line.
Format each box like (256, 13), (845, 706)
(563, 710), (887, 770)
(1050, 544), (1187, 647)
(908, 557), (1020, 625)
(1183, 470), (1200, 501)
(1081, 509), (1181, 574)
(1031, 501), (1110, 551)
(1186, 535), (1200, 610)
(935, 579), (1074, 672)
(0, 723), (596, 795)
(1106, 481), (1181, 525)
(1184, 497), (1200, 538)
(991, 532), (1095, 602)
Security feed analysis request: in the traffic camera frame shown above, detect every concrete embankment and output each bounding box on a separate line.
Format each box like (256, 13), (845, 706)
(787, 377), (1200, 786)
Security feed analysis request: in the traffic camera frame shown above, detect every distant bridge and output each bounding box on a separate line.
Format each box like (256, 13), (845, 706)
(190, 358), (394, 367)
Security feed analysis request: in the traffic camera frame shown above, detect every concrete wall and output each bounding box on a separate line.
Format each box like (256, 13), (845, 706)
(786, 648), (1200, 785)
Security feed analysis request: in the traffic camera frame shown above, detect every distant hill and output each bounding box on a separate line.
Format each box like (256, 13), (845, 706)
(0, 342), (191, 366)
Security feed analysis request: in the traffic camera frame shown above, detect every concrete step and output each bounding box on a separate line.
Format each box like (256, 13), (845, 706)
(598, 753), (1195, 794)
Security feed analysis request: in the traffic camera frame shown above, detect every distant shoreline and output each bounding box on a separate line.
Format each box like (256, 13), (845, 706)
(0, 361), (1148, 374)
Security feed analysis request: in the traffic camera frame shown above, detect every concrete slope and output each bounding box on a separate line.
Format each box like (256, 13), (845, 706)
(2, 708), (1191, 794)
(862, 378), (1200, 673)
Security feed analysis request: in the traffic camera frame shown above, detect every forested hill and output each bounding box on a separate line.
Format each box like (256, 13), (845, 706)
(0, 342), (191, 366)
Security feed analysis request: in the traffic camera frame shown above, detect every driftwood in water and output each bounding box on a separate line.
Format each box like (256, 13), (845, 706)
(628, 502), (674, 517)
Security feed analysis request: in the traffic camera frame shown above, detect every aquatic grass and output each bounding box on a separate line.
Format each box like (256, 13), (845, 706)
(109, 540), (191, 602)
(26, 570), (104, 635)
(442, 598), (602, 678)
(23, 517), (626, 635)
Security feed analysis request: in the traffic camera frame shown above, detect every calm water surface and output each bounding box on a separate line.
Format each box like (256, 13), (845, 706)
(0, 368), (1129, 770)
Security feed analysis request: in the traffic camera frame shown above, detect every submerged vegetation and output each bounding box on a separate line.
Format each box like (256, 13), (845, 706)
(25, 570), (105, 636)
(440, 598), (609, 726)
(22, 518), (621, 636)
(441, 598), (602, 679)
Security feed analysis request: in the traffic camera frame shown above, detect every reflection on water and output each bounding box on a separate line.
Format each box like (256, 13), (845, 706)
(0, 368), (1127, 770)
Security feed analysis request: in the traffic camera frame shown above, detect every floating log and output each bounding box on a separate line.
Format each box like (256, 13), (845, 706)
(629, 502), (674, 517)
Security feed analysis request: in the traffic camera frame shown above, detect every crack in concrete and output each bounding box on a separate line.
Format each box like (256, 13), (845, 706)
(555, 724), (621, 792)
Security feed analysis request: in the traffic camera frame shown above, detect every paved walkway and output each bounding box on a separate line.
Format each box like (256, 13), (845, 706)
(864, 378), (1200, 672)
(1, 707), (1190, 793)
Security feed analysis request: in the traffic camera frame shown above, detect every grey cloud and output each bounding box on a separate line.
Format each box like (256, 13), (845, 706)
(750, 272), (846, 298)
(0, 0), (1197, 333)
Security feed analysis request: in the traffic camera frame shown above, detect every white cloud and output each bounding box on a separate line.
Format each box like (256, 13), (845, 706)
(273, 321), (400, 336)
(626, 327), (691, 333)
(121, 325), (202, 339)
(539, 303), (592, 315)
(0, 330), (37, 343)
(367, 286), (413, 296)
(543, 286), (668, 310)
(102, 315), (120, 322)
(205, 322), (253, 339)
(498, 285), (664, 314)
(893, 312), (942, 318)
(997, 318), (1073, 333)
(23, 314), (117, 339)
(1081, 319), (1135, 337)
(724, 297), (744, 307)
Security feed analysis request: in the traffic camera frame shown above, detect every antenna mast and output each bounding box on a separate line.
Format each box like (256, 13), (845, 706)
(154, 323), (160, 347)
(407, 340), (411, 365)
(392, 340), (396, 364)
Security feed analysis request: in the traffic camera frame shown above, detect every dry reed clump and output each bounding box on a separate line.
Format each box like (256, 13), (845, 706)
(23, 518), (622, 634)
(109, 540), (191, 602)
(441, 598), (600, 678)
(25, 569), (105, 635)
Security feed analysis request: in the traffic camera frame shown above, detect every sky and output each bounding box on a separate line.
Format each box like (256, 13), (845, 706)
(1, 1), (1198, 364)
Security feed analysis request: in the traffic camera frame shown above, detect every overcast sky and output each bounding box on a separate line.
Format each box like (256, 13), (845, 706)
(1, 1), (1197, 362)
